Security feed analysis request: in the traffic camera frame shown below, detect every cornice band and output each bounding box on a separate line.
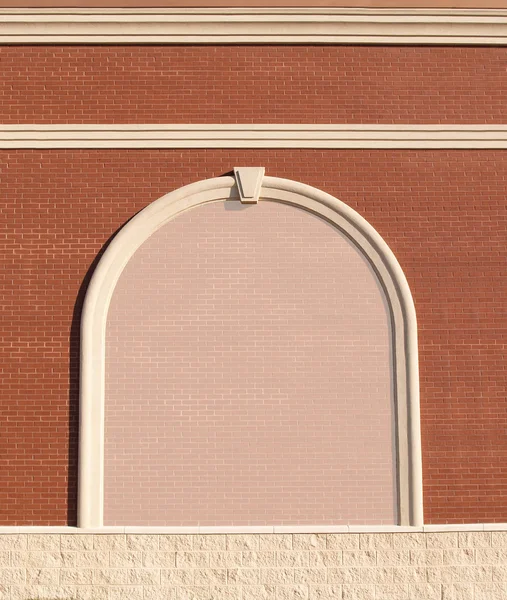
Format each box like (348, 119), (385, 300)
(1, 8), (507, 45)
(2, 124), (507, 149)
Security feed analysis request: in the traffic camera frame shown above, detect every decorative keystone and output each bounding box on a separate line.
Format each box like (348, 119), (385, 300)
(233, 167), (265, 204)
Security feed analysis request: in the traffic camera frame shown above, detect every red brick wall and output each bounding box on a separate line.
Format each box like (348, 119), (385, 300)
(1, 149), (506, 525)
(1, 46), (506, 124)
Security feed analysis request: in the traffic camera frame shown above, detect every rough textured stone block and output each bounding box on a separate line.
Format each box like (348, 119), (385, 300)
(276, 584), (309, 600)
(277, 551), (310, 567)
(409, 549), (443, 565)
(441, 583), (474, 600)
(109, 549), (143, 567)
(193, 568), (227, 585)
(474, 583), (507, 600)
(144, 585), (176, 600)
(176, 552), (209, 569)
(193, 535), (226, 552)
(308, 551), (342, 568)
(392, 567), (427, 583)
(375, 583), (409, 599)
(376, 550), (411, 566)
(327, 535), (359, 550)
(409, 582), (441, 599)
(242, 551), (276, 567)
(359, 534), (393, 550)
(72, 550), (109, 568)
(226, 535), (260, 552)
(392, 534), (425, 550)
(0, 536), (28, 552)
(27, 535), (61, 552)
(60, 567), (94, 584)
(260, 535), (293, 551)
(294, 535), (326, 551)
(260, 568), (295, 585)
(227, 568), (260, 585)
(174, 586), (210, 600)
(25, 567), (59, 585)
(342, 551), (377, 567)
(127, 534), (160, 552)
(92, 568), (129, 585)
(426, 533), (459, 549)
(341, 584), (374, 600)
(159, 536), (194, 552)
(11, 585), (77, 600)
(294, 568), (327, 584)
(93, 534), (127, 551)
(161, 568), (195, 586)
(209, 551), (243, 568)
(242, 584), (276, 600)
(143, 552), (177, 568)
(61, 535), (94, 551)
(328, 567), (392, 585)
(109, 586), (143, 600)
(476, 548), (507, 565)
(458, 532), (491, 549)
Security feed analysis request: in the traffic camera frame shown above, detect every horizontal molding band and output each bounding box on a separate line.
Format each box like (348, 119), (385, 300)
(0, 524), (507, 534)
(1, 8), (507, 45)
(2, 124), (507, 149)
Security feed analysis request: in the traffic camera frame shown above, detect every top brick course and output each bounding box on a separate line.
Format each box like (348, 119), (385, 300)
(1, 46), (506, 124)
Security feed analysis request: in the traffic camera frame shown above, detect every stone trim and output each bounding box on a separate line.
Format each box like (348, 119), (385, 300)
(1, 8), (507, 44)
(2, 124), (507, 149)
(79, 174), (422, 529)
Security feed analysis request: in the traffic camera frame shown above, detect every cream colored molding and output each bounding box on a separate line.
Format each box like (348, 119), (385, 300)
(2, 524), (507, 534)
(79, 173), (423, 529)
(1, 8), (507, 44)
(2, 124), (507, 149)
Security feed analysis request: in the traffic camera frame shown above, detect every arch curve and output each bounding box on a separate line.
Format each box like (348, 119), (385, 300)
(78, 174), (422, 528)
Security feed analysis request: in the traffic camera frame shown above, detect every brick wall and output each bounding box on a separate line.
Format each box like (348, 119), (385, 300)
(1, 531), (507, 600)
(1, 149), (506, 525)
(1, 46), (506, 124)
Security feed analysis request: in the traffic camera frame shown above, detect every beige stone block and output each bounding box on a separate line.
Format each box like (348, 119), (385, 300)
(328, 567), (392, 585)
(0, 585), (7, 600)
(109, 586), (143, 600)
(326, 535), (359, 551)
(193, 535), (226, 552)
(458, 532), (491, 549)
(0, 552), (9, 567)
(491, 532), (507, 549)
(476, 548), (507, 564)
(76, 585), (109, 600)
(441, 583), (474, 600)
(242, 551), (276, 567)
(428, 565), (492, 583)
(92, 568), (129, 585)
(277, 551), (309, 568)
(11, 551), (64, 569)
(276, 584), (309, 600)
(443, 549), (476, 565)
(342, 551), (376, 567)
(209, 551), (242, 568)
(392, 567), (427, 584)
(159, 536), (194, 552)
(426, 533), (459, 549)
(359, 534), (393, 550)
(174, 586), (210, 600)
(11, 585), (77, 600)
(309, 584), (341, 599)
(294, 568), (327, 584)
(293, 535), (325, 551)
(242, 584), (276, 600)
(127, 568), (161, 585)
(376, 550), (411, 566)
(144, 552), (177, 568)
(176, 552), (209, 569)
(375, 583), (409, 599)
(409, 582), (441, 599)
(308, 551), (342, 568)
(59, 568), (93, 585)
(93, 535), (127, 551)
(109, 550), (143, 568)
(409, 549), (443, 565)
(392, 534), (425, 550)
(226, 535), (260, 552)
(341, 584), (374, 600)
(260, 568), (294, 585)
(126, 534), (160, 552)
(492, 565), (507, 581)
(193, 568), (227, 585)
(209, 585), (242, 600)
(61, 535), (94, 551)
(25, 568), (59, 585)
(260, 534), (292, 551)
(0, 535), (27, 552)
(144, 586), (176, 600)
(474, 583), (507, 600)
(161, 568), (195, 586)
(27, 535), (61, 552)
(227, 568), (261, 585)
(71, 550), (109, 568)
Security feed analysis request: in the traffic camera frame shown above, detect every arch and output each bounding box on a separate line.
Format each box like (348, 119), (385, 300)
(78, 173), (422, 528)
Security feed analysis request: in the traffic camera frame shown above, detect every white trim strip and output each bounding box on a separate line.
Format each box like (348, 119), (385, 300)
(2, 124), (507, 149)
(1, 8), (507, 45)
(0, 524), (506, 534)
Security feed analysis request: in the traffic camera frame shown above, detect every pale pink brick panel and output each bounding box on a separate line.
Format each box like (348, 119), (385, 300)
(104, 200), (396, 525)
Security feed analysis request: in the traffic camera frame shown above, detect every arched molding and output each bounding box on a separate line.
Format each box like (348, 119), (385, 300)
(78, 173), (423, 529)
